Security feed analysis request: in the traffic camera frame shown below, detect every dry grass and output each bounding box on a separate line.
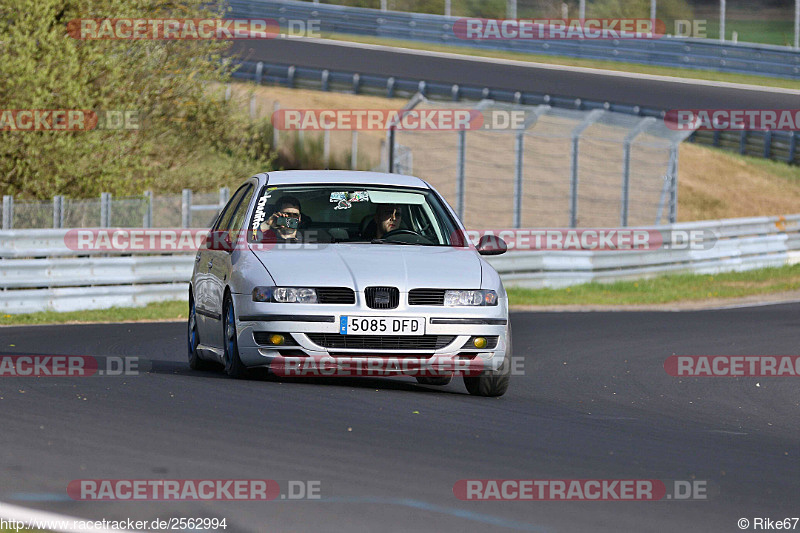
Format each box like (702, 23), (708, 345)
(678, 143), (800, 221)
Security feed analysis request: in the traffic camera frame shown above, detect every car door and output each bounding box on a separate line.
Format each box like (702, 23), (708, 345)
(206, 183), (254, 348)
(196, 185), (250, 345)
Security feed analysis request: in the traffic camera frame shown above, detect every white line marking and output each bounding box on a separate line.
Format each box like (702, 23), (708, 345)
(300, 37), (800, 95)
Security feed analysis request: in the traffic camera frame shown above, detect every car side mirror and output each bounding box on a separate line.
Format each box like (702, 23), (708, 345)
(476, 235), (507, 256)
(206, 230), (233, 252)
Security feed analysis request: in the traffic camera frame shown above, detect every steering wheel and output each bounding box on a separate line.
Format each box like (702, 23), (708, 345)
(381, 229), (421, 238)
(380, 228), (434, 245)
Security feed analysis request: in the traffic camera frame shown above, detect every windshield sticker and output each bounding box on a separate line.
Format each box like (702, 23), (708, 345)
(251, 193), (270, 237)
(330, 191), (369, 203)
(334, 199), (352, 210)
(349, 191), (369, 202)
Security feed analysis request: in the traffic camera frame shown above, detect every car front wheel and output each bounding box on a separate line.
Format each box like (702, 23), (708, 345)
(463, 327), (512, 397)
(223, 294), (249, 379)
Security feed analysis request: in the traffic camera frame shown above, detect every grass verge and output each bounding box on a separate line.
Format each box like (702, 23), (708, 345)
(507, 264), (800, 306)
(0, 300), (187, 326)
(322, 32), (800, 90)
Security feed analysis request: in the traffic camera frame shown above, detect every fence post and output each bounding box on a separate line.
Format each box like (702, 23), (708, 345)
(386, 77), (395, 98)
(739, 130), (747, 154)
(100, 192), (112, 228)
(272, 101), (280, 148)
(620, 117), (655, 227)
(321, 69), (329, 91)
(323, 130), (331, 167)
(513, 130), (524, 229)
(219, 187), (230, 207)
(789, 131), (797, 164)
(181, 189), (192, 228)
(351, 130), (359, 170)
(53, 195), (64, 229)
(763, 131), (773, 159)
(143, 191), (153, 228)
(254, 61), (263, 85)
(2, 195), (13, 230)
(569, 109), (603, 228)
(249, 94), (257, 120)
(669, 144), (679, 224)
(287, 65), (296, 88)
(352, 73), (360, 94)
(456, 128), (466, 221)
(387, 126), (395, 173)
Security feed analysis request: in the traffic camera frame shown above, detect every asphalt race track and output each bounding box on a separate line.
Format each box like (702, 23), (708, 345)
(1, 305), (798, 532)
(230, 38), (800, 111)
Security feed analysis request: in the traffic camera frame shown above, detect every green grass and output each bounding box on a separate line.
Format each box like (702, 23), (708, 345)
(507, 264), (800, 306)
(322, 32), (800, 90)
(0, 300), (187, 326)
(704, 20), (796, 47)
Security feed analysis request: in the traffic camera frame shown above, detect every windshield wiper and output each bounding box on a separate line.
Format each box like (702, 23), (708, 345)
(371, 239), (428, 245)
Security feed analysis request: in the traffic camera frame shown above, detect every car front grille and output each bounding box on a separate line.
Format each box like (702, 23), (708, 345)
(316, 287), (356, 304)
(408, 288), (447, 306)
(364, 286), (399, 309)
(306, 334), (456, 350)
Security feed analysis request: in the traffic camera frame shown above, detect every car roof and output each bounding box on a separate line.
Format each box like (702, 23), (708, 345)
(261, 170), (429, 188)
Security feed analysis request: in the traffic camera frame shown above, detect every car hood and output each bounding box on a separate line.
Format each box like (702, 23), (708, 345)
(250, 243), (482, 290)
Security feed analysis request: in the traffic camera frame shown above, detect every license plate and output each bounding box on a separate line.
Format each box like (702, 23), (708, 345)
(339, 316), (425, 335)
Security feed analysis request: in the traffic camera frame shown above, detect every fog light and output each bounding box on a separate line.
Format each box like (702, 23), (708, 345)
(269, 334), (285, 346)
(472, 337), (487, 349)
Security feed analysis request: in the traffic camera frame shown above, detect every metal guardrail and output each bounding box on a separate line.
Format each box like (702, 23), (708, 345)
(1, 214), (798, 312)
(230, 59), (800, 167)
(228, 0), (800, 80)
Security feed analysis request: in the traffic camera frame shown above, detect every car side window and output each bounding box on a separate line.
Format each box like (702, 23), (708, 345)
(228, 185), (254, 238)
(213, 185), (249, 232)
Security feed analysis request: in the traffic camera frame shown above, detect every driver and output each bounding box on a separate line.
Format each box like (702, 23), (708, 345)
(373, 203), (402, 239)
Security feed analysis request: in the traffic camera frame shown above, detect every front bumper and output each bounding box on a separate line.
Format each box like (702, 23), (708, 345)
(232, 293), (511, 374)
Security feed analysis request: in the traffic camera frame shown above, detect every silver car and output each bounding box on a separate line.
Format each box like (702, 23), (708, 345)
(188, 171), (511, 396)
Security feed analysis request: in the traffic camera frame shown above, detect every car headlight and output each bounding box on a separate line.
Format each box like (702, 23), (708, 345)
(252, 286), (318, 303)
(444, 289), (498, 306)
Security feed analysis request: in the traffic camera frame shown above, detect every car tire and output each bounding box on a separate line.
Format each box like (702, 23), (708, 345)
(463, 327), (512, 397)
(416, 375), (453, 386)
(188, 294), (213, 371)
(223, 294), (249, 379)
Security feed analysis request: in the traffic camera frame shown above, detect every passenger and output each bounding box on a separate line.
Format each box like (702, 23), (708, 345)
(262, 196), (302, 242)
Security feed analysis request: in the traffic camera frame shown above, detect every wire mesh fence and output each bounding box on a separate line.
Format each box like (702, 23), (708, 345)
(388, 97), (694, 229)
(1, 190), (229, 230)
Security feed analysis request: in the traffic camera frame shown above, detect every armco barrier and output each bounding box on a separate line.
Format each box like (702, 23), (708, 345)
(0, 214), (798, 313)
(227, 0), (800, 79)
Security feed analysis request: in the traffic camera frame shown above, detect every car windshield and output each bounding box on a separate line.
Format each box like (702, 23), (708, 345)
(247, 184), (461, 246)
